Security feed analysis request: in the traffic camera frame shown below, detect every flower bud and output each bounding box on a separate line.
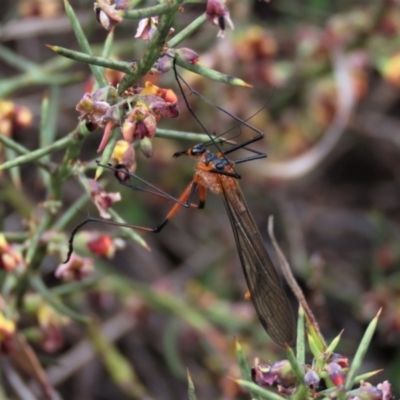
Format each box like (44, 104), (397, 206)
(156, 55), (174, 73)
(175, 48), (199, 64)
(304, 370), (320, 389)
(328, 352), (348, 368)
(87, 234), (123, 259)
(111, 141), (136, 181)
(55, 255), (94, 282)
(37, 304), (69, 352)
(381, 53), (400, 87)
(347, 381), (387, 400)
(122, 107), (157, 142)
(0, 234), (23, 272)
(0, 313), (16, 353)
(140, 137), (154, 158)
(252, 359), (297, 388)
(94, 1), (123, 31)
(326, 362), (345, 387)
(88, 179), (121, 219)
(135, 17), (158, 40)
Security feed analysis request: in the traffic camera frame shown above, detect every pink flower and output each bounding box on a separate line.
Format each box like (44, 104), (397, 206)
(135, 17), (158, 40)
(87, 234), (125, 259)
(0, 234), (23, 272)
(88, 179), (121, 219)
(206, 0), (234, 38)
(55, 254), (94, 281)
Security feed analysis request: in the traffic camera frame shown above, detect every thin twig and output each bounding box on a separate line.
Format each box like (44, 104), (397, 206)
(45, 311), (136, 386)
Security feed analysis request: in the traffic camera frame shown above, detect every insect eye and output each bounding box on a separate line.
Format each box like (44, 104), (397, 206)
(191, 144), (205, 155)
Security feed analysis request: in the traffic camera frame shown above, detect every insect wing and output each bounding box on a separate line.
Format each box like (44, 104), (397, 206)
(220, 179), (296, 347)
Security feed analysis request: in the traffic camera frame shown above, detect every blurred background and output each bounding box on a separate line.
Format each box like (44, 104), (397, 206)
(1, 0), (400, 398)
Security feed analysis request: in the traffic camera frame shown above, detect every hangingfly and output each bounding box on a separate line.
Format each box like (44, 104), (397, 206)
(65, 61), (297, 346)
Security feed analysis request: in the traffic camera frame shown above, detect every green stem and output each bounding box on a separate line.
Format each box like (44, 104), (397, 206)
(58, 123), (92, 182)
(25, 212), (53, 266)
(174, 56), (250, 86)
(29, 275), (90, 323)
(64, 0), (107, 86)
(118, 0), (183, 93)
(0, 134), (51, 171)
(0, 44), (38, 72)
(122, 2), (177, 19)
(168, 13), (207, 48)
(156, 128), (228, 143)
(0, 132), (75, 172)
(53, 194), (90, 231)
(50, 275), (102, 296)
(47, 45), (136, 74)
(0, 71), (83, 98)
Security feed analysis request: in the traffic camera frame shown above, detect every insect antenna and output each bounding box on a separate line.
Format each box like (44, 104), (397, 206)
(172, 60), (268, 169)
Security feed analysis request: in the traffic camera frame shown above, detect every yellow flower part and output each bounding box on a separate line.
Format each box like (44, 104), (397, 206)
(0, 313), (15, 342)
(37, 304), (69, 329)
(382, 53), (400, 87)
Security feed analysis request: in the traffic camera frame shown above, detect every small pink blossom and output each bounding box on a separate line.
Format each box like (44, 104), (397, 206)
(0, 234), (23, 272)
(206, 0), (234, 38)
(87, 234), (125, 259)
(88, 179), (121, 219)
(94, 0), (124, 31)
(121, 107), (157, 142)
(55, 254), (94, 281)
(135, 17), (158, 40)
(111, 140), (137, 174)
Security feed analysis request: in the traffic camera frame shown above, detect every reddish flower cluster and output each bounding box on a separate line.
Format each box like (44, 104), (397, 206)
(55, 255), (94, 282)
(0, 234), (24, 272)
(252, 353), (393, 399)
(0, 313), (15, 353)
(76, 81), (179, 172)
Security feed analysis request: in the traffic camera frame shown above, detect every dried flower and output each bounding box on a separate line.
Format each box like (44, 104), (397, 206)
(304, 369), (320, 389)
(156, 55), (174, 73)
(377, 381), (393, 400)
(37, 304), (69, 352)
(135, 17), (158, 40)
(76, 93), (110, 126)
(252, 358), (298, 389)
(0, 312), (15, 353)
(121, 106), (157, 142)
(88, 179), (121, 219)
(175, 48), (199, 64)
(0, 100), (33, 136)
(381, 52), (400, 87)
(141, 82), (178, 104)
(94, 0), (124, 30)
(347, 381), (393, 400)
(206, 0), (234, 38)
(87, 234), (125, 258)
(55, 254), (94, 281)
(0, 234), (24, 272)
(326, 362), (345, 387)
(111, 140), (137, 173)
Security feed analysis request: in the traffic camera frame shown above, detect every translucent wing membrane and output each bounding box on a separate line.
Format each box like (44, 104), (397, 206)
(219, 176), (296, 347)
